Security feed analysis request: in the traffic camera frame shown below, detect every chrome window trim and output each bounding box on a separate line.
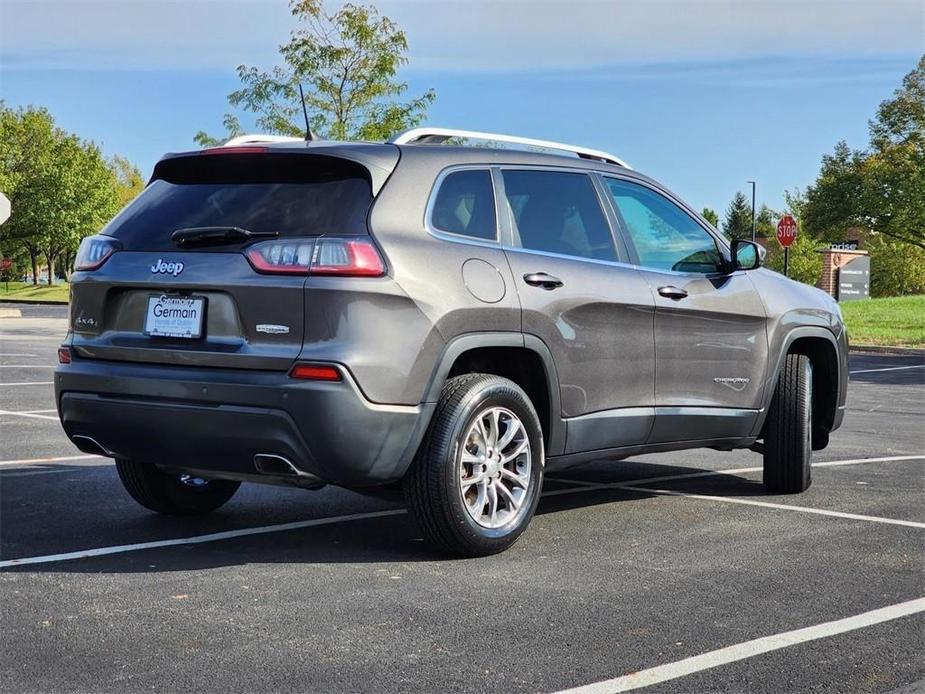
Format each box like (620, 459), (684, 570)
(424, 165), (501, 246)
(501, 244), (640, 272)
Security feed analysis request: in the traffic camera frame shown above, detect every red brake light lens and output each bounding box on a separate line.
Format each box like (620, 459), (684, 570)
(200, 146), (268, 155)
(289, 363), (342, 381)
(245, 237), (385, 277)
(57, 347), (72, 364)
(74, 235), (119, 271)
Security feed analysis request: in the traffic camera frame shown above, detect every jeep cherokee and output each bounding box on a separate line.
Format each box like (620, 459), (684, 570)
(55, 128), (848, 556)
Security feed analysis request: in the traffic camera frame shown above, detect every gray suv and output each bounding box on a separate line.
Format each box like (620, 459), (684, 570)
(56, 128), (848, 556)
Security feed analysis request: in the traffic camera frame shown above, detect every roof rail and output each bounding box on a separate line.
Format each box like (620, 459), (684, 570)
(389, 127), (631, 169)
(222, 134), (306, 147)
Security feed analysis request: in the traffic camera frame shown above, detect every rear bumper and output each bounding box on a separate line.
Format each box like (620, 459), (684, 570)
(55, 358), (433, 486)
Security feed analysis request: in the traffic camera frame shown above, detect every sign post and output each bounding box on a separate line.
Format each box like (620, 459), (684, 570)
(776, 214), (798, 276)
(0, 257), (11, 293)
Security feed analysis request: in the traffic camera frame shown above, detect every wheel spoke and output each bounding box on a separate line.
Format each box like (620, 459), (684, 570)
(487, 483), (499, 524)
(490, 409), (501, 448)
(499, 466), (529, 488)
(468, 479), (488, 516)
(461, 451), (483, 466)
(495, 480), (521, 510)
(500, 438), (529, 464)
(461, 470), (486, 489)
(496, 416), (521, 451)
(476, 416), (490, 449)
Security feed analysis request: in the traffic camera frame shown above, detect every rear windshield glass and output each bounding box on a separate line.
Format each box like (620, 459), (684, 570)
(102, 153), (372, 250)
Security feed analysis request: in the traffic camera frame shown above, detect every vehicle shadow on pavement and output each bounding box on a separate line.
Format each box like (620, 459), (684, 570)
(1, 460), (772, 574)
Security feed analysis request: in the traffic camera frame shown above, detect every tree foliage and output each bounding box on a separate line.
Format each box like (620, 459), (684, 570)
(196, 0), (435, 146)
(0, 103), (129, 283)
(701, 207), (719, 227)
(803, 56), (925, 250)
(723, 191), (753, 240)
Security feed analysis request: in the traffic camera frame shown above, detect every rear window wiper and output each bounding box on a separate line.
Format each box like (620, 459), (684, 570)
(171, 226), (279, 247)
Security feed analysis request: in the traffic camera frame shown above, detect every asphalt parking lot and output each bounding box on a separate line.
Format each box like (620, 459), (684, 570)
(1, 302), (923, 694)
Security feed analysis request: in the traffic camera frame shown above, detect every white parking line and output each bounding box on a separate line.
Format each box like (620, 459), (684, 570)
(549, 454), (925, 493)
(0, 364), (55, 368)
(850, 364), (925, 374)
(618, 484), (925, 529)
(0, 509), (408, 568)
(555, 597), (925, 693)
(0, 353), (38, 357)
(1, 381), (54, 387)
(0, 454), (101, 467)
(0, 409), (58, 421)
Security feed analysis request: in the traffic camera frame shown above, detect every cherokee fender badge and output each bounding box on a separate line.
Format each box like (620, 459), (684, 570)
(256, 324), (290, 335)
(713, 377), (750, 392)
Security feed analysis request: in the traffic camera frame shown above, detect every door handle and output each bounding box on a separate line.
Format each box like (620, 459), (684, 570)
(523, 272), (564, 290)
(657, 285), (688, 300)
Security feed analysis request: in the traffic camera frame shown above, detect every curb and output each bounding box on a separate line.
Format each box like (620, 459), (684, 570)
(0, 298), (68, 306)
(850, 346), (925, 357)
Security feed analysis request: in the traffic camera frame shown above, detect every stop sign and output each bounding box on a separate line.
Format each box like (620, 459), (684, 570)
(777, 214), (798, 248)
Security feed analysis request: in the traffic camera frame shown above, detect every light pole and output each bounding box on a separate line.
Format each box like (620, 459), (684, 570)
(747, 180), (756, 242)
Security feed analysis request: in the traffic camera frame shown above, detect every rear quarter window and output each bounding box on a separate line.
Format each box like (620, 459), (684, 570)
(102, 153), (373, 251)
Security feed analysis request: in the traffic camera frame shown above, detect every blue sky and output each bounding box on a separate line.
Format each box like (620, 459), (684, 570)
(1, 0), (922, 216)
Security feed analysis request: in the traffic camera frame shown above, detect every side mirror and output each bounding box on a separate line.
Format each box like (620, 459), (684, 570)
(731, 239), (762, 271)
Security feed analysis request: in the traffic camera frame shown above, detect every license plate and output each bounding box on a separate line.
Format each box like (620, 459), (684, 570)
(144, 294), (205, 338)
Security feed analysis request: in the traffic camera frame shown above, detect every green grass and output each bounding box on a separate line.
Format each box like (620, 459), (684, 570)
(0, 281), (70, 303)
(841, 295), (925, 348)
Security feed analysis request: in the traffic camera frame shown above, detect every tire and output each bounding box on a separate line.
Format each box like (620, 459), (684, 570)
(763, 354), (813, 493)
(404, 374), (544, 557)
(115, 459), (240, 516)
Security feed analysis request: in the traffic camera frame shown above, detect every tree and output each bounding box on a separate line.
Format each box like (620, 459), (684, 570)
(196, 0), (435, 146)
(723, 191), (753, 240)
(803, 56), (925, 250)
(0, 103), (123, 283)
(701, 207), (719, 227)
(110, 155), (144, 208)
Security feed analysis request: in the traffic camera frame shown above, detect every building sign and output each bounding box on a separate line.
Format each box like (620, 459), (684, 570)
(837, 255), (870, 301)
(830, 241), (859, 251)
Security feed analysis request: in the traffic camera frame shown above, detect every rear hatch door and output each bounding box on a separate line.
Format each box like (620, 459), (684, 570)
(69, 148), (387, 371)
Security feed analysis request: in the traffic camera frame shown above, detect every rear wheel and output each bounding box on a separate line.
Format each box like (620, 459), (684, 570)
(404, 374), (544, 557)
(115, 459), (240, 515)
(763, 354), (813, 493)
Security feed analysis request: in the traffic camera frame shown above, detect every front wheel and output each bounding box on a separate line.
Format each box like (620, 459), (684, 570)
(115, 459), (240, 515)
(763, 354), (813, 493)
(404, 374), (544, 557)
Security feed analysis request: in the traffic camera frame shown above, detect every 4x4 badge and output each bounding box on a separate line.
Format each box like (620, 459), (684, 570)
(151, 258), (184, 276)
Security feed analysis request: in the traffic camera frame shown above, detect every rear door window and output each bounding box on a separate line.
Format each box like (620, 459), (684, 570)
(501, 170), (617, 262)
(430, 169), (497, 241)
(102, 153), (373, 251)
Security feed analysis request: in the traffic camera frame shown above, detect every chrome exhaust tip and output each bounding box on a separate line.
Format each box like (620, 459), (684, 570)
(71, 435), (114, 457)
(253, 454), (322, 483)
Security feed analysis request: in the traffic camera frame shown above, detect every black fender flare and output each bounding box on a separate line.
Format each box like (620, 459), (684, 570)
(751, 326), (842, 437)
(422, 332), (566, 456)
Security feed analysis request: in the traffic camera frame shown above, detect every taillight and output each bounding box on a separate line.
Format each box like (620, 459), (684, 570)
(289, 362), (342, 381)
(57, 347), (72, 364)
(200, 146), (268, 156)
(245, 237), (385, 277)
(74, 235), (119, 271)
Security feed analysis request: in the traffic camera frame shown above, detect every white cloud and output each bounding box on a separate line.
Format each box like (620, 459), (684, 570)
(1, 0), (922, 72)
